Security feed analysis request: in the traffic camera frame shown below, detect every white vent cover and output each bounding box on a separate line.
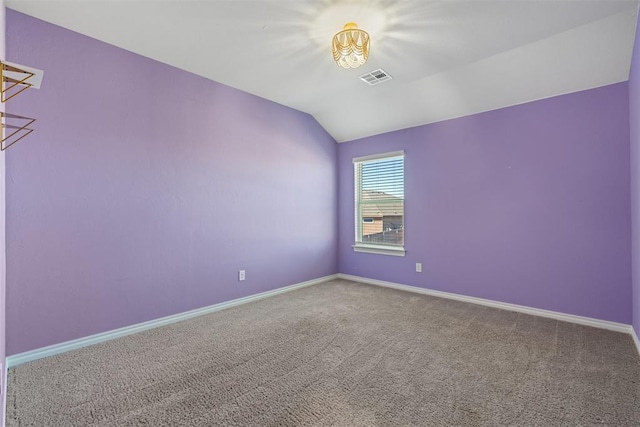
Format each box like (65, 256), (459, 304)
(359, 69), (392, 85)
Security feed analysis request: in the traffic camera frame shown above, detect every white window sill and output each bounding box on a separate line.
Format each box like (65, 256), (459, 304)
(352, 244), (406, 257)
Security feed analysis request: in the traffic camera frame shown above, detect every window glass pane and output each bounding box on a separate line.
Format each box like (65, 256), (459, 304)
(354, 155), (404, 247)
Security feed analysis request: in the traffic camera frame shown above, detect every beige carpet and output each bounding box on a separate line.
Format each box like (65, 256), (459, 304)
(7, 279), (640, 426)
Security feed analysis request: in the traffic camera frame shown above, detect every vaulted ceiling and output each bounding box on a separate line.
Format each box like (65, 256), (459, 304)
(7, 0), (640, 142)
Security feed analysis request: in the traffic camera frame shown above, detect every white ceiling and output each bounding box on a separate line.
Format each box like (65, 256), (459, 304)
(7, 0), (640, 142)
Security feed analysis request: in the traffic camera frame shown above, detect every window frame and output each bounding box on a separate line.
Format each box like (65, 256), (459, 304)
(352, 150), (406, 257)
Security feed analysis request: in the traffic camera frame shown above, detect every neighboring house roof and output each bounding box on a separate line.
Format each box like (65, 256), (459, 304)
(361, 190), (404, 218)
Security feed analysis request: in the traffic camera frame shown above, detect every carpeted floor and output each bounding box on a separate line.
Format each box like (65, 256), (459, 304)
(7, 279), (640, 426)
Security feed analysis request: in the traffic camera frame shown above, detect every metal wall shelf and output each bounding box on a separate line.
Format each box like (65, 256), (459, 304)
(1, 112), (35, 151)
(0, 61), (44, 150)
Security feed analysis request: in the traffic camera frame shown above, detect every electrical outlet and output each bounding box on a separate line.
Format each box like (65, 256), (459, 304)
(238, 270), (246, 281)
(416, 263), (422, 273)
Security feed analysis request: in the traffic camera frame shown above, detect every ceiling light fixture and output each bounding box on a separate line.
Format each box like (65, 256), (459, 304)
(332, 22), (370, 69)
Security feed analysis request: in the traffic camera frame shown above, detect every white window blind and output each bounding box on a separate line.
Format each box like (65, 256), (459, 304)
(353, 151), (405, 256)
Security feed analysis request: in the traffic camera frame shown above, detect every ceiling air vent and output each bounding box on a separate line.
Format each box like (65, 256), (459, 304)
(359, 69), (392, 85)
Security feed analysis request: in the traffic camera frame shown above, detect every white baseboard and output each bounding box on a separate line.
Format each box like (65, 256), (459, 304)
(632, 327), (640, 356)
(8, 273), (638, 368)
(7, 274), (337, 368)
(338, 274), (633, 334)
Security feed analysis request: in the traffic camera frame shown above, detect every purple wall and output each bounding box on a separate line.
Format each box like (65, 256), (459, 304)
(630, 8), (640, 338)
(5, 10), (337, 355)
(339, 83), (632, 324)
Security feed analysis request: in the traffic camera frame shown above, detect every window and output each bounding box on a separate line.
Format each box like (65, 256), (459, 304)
(353, 151), (405, 256)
